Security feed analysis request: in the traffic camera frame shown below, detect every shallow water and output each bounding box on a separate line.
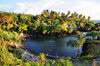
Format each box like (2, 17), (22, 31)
(22, 35), (82, 58)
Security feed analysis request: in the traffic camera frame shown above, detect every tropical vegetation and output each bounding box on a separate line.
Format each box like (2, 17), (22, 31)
(0, 10), (95, 36)
(0, 10), (100, 66)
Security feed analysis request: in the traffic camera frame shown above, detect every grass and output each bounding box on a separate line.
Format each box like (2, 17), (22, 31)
(77, 55), (94, 60)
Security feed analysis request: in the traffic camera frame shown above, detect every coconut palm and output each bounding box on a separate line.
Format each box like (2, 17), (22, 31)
(88, 16), (91, 22)
(66, 11), (71, 17)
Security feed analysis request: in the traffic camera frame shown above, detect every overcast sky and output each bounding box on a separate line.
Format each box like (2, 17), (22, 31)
(0, 0), (100, 20)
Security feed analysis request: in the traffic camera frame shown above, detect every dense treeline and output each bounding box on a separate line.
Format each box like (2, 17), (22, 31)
(0, 10), (99, 66)
(0, 10), (95, 36)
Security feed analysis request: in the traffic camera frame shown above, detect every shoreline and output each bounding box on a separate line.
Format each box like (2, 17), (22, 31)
(14, 32), (83, 60)
(12, 33), (100, 66)
(12, 32), (95, 60)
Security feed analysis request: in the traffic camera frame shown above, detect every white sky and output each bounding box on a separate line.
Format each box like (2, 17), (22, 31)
(0, 0), (100, 20)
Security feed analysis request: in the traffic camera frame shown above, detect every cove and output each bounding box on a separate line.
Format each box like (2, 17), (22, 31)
(22, 35), (82, 58)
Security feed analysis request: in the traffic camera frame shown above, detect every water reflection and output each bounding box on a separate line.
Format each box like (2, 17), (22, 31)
(22, 35), (82, 58)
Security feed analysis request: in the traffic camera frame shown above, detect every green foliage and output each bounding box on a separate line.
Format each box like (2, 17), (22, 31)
(38, 53), (46, 63)
(86, 31), (100, 39)
(19, 14), (29, 23)
(37, 23), (47, 34)
(0, 40), (74, 66)
(67, 32), (86, 48)
(0, 40), (21, 65)
(95, 22), (100, 31)
(47, 57), (73, 66)
(0, 10), (98, 66)
(18, 24), (28, 33)
(77, 55), (93, 59)
(0, 10), (95, 34)
(84, 21), (95, 30)
(85, 39), (100, 44)
(1, 25), (7, 30)
(0, 37), (96, 66)
(0, 30), (20, 42)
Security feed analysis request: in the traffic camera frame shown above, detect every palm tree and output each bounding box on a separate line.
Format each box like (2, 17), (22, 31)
(66, 11), (71, 17)
(88, 16), (91, 22)
(79, 14), (83, 18)
(42, 10), (50, 17)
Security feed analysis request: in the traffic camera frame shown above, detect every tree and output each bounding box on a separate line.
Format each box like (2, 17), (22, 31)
(37, 23), (47, 34)
(0, 10), (94, 36)
(0, 12), (13, 29)
(61, 22), (68, 31)
(42, 10), (50, 17)
(88, 16), (91, 22)
(79, 14), (83, 18)
(95, 22), (100, 31)
(66, 11), (71, 17)
(50, 10), (57, 19)
(84, 21), (95, 31)
(18, 24), (28, 33)
(18, 14), (29, 23)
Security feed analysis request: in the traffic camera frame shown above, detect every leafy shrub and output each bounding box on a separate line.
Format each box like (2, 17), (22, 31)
(0, 30), (21, 42)
(86, 31), (100, 39)
(78, 55), (93, 59)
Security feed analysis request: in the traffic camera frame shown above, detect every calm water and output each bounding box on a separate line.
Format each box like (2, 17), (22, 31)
(22, 20), (99, 58)
(22, 35), (82, 58)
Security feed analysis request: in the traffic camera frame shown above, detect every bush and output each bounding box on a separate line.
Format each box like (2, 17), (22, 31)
(0, 30), (21, 42)
(86, 31), (100, 39)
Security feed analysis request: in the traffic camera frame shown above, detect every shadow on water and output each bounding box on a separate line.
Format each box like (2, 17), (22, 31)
(82, 39), (100, 57)
(22, 35), (83, 58)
